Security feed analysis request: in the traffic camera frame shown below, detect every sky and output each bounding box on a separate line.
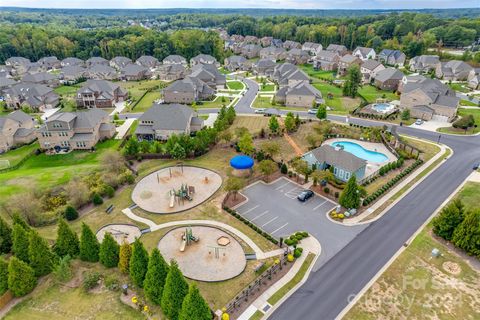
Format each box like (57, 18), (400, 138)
(1, 0), (479, 9)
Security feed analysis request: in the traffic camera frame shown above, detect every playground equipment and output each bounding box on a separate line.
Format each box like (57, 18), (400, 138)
(169, 183), (195, 208)
(179, 227), (199, 252)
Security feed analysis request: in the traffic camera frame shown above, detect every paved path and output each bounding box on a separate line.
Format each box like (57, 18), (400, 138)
(110, 101), (127, 115)
(115, 118), (135, 140)
(283, 133), (303, 156)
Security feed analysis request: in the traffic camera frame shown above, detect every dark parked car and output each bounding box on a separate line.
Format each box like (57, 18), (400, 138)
(297, 190), (314, 202)
(473, 163), (479, 170)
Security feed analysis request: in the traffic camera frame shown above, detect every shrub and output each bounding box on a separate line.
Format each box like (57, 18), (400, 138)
(104, 274), (119, 291)
(337, 213), (345, 219)
(323, 187), (330, 194)
(293, 248), (303, 258)
(103, 185), (115, 198)
(92, 193), (103, 205)
(334, 192), (339, 198)
(287, 254), (294, 262)
(281, 163), (288, 174)
(83, 271), (101, 291)
(64, 206), (79, 221)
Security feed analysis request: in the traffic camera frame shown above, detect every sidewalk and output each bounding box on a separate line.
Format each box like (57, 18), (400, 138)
(115, 118), (135, 140)
(237, 236), (321, 320)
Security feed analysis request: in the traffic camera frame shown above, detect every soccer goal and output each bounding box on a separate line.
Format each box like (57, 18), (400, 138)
(0, 159), (10, 169)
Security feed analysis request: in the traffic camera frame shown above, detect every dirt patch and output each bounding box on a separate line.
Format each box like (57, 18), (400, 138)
(443, 261), (461, 275)
(224, 193), (247, 208)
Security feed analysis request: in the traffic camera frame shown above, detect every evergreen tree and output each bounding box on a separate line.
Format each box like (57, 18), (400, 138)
(316, 105), (327, 120)
(12, 213), (30, 230)
(118, 242), (132, 274)
(339, 175), (361, 209)
(28, 230), (54, 277)
(99, 233), (120, 268)
(144, 248), (169, 305)
(342, 65), (362, 98)
(80, 223), (100, 262)
(432, 199), (465, 241)
(161, 260), (189, 320)
(179, 284), (212, 320)
(284, 112), (296, 132)
(452, 210), (480, 257)
(64, 206), (79, 221)
(8, 257), (37, 297)
(129, 239), (149, 287)
(268, 115), (279, 133)
(0, 258), (8, 295)
(0, 216), (12, 254)
(12, 223), (30, 263)
(55, 219), (79, 258)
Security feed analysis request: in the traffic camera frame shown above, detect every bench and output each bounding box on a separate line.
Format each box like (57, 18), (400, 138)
(105, 204), (114, 214)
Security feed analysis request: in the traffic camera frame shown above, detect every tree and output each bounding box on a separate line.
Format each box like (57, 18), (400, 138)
(339, 175), (361, 209)
(316, 105), (327, 120)
(342, 65), (362, 98)
(129, 239), (149, 288)
(401, 109), (410, 121)
(64, 206), (79, 221)
(28, 230), (54, 277)
(161, 260), (189, 320)
(237, 133), (254, 155)
(55, 219), (79, 258)
(144, 248), (169, 305)
(258, 160), (277, 181)
(0, 216), (12, 254)
(92, 193), (104, 205)
(170, 143), (187, 160)
(123, 137), (139, 156)
(0, 258), (8, 295)
(12, 223), (30, 263)
(8, 257), (36, 297)
(292, 159), (310, 183)
(53, 255), (72, 283)
(284, 112), (296, 132)
(432, 199), (465, 241)
(178, 284), (212, 320)
(260, 141), (280, 159)
(224, 177), (245, 200)
(101, 150), (125, 174)
(268, 115), (279, 134)
(99, 233), (119, 268)
(452, 210), (480, 257)
(118, 242), (132, 274)
(80, 223), (100, 262)
(218, 131), (232, 146)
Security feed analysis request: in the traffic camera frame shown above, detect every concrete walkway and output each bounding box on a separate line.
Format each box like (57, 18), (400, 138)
(110, 101), (127, 116)
(115, 118), (135, 140)
(203, 113), (218, 128)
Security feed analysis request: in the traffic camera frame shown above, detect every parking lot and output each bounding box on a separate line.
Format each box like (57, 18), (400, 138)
(236, 177), (368, 268)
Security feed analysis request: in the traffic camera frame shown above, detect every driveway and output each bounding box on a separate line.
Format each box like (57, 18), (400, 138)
(235, 177), (367, 269)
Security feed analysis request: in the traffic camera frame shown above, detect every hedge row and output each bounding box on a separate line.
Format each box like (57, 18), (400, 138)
(223, 206), (279, 245)
(362, 159), (423, 206)
(284, 231), (309, 246)
(379, 158), (404, 176)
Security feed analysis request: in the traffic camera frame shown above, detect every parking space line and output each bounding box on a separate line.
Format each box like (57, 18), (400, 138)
(313, 200), (328, 211)
(251, 210), (269, 221)
(285, 186), (299, 194)
(261, 216), (278, 227)
(239, 205), (259, 215)
(275, 181), (291, 190)
(271, 223), (288, 235)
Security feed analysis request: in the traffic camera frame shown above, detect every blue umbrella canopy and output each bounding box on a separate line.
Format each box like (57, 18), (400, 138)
(230, 155), (254, 169)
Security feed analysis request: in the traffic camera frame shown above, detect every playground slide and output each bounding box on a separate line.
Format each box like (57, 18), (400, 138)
(169, 194), (175, 208)
(180, 239), (186, 252)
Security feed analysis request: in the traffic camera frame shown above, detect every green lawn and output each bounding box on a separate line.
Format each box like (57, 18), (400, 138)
(448, 82), (472, 93)
(197, 96), (233, 109)
(437, 108), (480, 135)
(54, 84), (83, 96)
(259, 84), (275, 91)
(118, 80), (167, 102)
(358, 85), (399, 103)
(129, 91), (161, 113)
(227, 80), (245, 90)
(0, 142), (39, 168)
(299, 64), (336, 82)
(459, 99), (478, 107)
(312, 82), (361, 114)
(252, 96), (274, 109)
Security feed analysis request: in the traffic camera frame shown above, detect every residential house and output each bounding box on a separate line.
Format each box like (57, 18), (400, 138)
(135, 103), (203, 141)
(224, 55), (248, 72)
(313, 50), (341, 71)
(360, 60), (385, 84)
(84, 64), (118, 80)
(271, 39), (283, 48)
(0, 77), (17, 95)
(190, 54), (218, 67)
(22, 72), (60, 87)
(189, 64), (226, 88)
(230, 35), (245, 43)
(25, 62), (45, 74)
(241, 44), (262, 59)
(400, 76), (459, 122)
(377, 49), (406, 67)
(5, 57), (31, 74)
(273, 63), (310, 87)
(244, 36), (259, 44)
(76, 79), (127, 108)
(283, 40), (302, 50)
(36, 109), (115, 151)
(302, 144), (367, 182)
(86, 57), (109, 67)
(110, 56), (133, 70)
(373, 68), (404, 91)
(435, 60), (473, 81)
(61, 57), (84, 67)
(338, 54), (362, 76)
(353, 47), (376, 61)
(252, 59), (276, 76)
(37, 56), (61, 70)
(120, 64), (151, 81)
(409, 55), (440, 73)
(285, 49), (310, 65)
(0, 65), (14, 78)
(59, 66), (86, 84)
(162, 76), (215, 104)
(163, 55), (188, 67)
(259, 46), (287, 62)
(136, 55), (160, 69)
(0, 110), (36, 153)
(260, 36), (273, 47)
(302, 42), (323, 56)
(4, 83), (59, 111)
(467, 68), (480, 89)
(326, 44), (348, 56)
(156, 64), (187, 81)
(275, 81), (323, 108)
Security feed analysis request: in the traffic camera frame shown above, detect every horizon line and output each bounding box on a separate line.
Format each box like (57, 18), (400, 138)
(1, 6), (479, 10)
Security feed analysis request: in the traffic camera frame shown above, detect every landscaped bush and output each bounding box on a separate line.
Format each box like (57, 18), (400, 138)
(82, 271), (101, 292)
(323, 187), (330, 194)
(293, 247), (303, 258)
(64, 206), (78, 221)
(92, 193), (103, 206)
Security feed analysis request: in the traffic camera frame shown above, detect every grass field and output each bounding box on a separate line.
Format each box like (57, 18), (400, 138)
(358, 85), (399, 103)
(259, 84), (276, 91)
(117, 79), (166, 101)
(313, 82), (361, 114)
(448, 82), (472, 93)
(460, 99), (478, 107)
(345, 182), (480, 320)
(438, 108), (480, 134)
(129, 91), (161, 113)
(227, 80), (245, 90)
(252, 96), (275, 109)
(0, 142), (39, 168)
(228, 115), (270, 135)
(299, 64), (336, 81)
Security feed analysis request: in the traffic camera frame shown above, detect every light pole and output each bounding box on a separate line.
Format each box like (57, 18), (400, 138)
(437, 134), (441, 144)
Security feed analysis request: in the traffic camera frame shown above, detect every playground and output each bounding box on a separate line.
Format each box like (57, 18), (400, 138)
(158, 226), (246, 282)
(96, 224), (142, 244)
(132, 166), (222, 214)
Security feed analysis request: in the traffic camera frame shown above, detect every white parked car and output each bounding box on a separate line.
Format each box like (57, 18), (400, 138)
(254, 108), (266, 114)
(307, 109), (318, 114)
(415, 119), (424, 125)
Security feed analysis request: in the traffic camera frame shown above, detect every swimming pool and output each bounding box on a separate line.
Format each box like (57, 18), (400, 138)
(372, 102), (394, 114)
(331, 141), (388, 163)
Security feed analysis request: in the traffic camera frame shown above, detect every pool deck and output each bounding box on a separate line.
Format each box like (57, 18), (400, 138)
(325, 138), (397, 177)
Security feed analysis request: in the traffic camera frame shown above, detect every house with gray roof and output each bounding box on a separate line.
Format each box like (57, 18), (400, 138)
(360, 59), (385, 83)
(377, 49), (406, 67)
(285, 49), (310, 65)
(5, 57), (31, 74)
(303, 144), (367, 182)
(162, 55), (187, 67)
(313, 50), (341, 71)
(135, 103), (203, 141)
(244, 36), (259, 44)
(326, 44), (348, 56)
(272, 63), (310, 87)
(241, 44), (262, 59)
(0, 65), (14, 78)
(76, 79), (127, 108)
(353, 47), (376, 61)
(302, 42), (323, 56)
(338, 54), (362, 76)
(22, 72), (60, 87)
(59, 66), (86, 84)
(0, 110), (35, 153)
(36, 109), (114, 151)
(373, 68), (404, 91)
(190, 54), (218, 67)
(252, 59), (277, 77)
(84, 64), (118, 80)
(4, 83), (59, 111)
(467, 68), (480, 89)
(275, 81), (323, 108)
(283, 40), (302, 50)
(409, 55), (440, 73)
(38, 56), (61, 70)
(136, 55), (160, 69)
(86, 57), (109, 67)
(189, 63), (226, 88)
(25, 62), (45, 74)
(260, 37), (273, 47)
(400, 76), (459, 122)
(61, 57), (84, 67)
(259, 46), (287, 62)
(0, 77), (17, 94)
(110, 56), (133, 70)
(224, 55), (248, 72)
(156, 64), (186, 81)
(120, 64), (151, 81)
(435, 60), (473, 81)
(163, 76), (215, 104)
